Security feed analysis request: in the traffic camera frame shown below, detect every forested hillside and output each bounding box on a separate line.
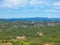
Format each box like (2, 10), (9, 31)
(0, 19), (60, 45)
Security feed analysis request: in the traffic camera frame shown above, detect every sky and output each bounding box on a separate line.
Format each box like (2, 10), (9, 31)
(0, 0), (60, 18)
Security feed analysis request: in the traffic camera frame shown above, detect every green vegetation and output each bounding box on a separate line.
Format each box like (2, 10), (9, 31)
(0, 21), (60, 45)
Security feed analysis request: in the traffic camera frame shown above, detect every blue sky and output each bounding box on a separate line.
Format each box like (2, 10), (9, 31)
(0, 0), (60, 18)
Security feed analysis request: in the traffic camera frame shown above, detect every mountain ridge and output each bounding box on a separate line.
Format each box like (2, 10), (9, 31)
(0, 17), (60, 22)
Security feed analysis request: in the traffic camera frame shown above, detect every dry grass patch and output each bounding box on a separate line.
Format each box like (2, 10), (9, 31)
(0, 43), (12, 45)
(45, 42), (55, 45)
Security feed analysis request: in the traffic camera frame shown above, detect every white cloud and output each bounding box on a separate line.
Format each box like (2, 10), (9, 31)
(52, 2), (60, 6)
(0, 0), (28, 8)
(45, 9), (58, 12)
(29, 0), (44, 6)
(52, 1), (60, 9)
(1, 0), (60, 11)
(0, 0), (47, 8)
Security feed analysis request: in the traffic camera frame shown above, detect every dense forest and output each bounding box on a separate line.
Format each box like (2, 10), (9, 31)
(0, 19), (60, 45)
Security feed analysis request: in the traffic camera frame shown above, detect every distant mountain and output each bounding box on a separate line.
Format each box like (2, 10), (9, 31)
(0, 17), (60, 22)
